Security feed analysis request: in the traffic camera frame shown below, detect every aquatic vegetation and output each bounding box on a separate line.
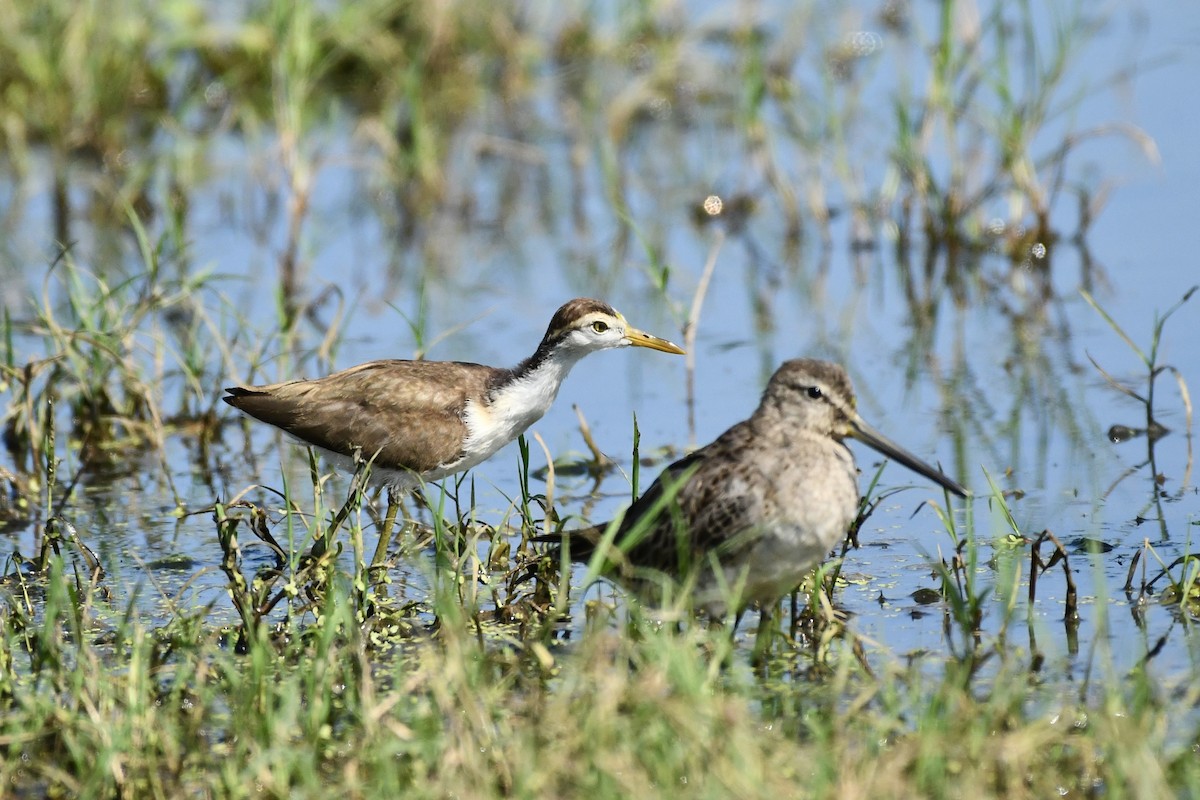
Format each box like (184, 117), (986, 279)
(0, 0), (1197, 795)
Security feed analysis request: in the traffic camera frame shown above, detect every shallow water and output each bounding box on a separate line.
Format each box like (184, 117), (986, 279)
(2, 1), (1198, 691)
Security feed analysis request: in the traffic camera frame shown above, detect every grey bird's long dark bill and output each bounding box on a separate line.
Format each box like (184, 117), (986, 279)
(849, 414), (969, 498)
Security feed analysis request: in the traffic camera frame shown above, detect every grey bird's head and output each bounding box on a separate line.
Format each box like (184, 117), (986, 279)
(760, 358), (968, 498)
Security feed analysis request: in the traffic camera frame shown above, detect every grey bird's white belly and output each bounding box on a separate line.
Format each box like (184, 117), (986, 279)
(692, 435), (859, 615)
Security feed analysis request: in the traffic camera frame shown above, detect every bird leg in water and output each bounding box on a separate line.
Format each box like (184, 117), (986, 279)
(751, 603), (779, 667)
(370, 487), (403, 567)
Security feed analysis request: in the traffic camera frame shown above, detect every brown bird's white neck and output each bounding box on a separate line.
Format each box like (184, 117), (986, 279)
(456, 344), (588, 474)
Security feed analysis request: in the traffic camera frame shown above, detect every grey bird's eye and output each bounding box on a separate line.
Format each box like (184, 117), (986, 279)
(805, 386), (822, 400)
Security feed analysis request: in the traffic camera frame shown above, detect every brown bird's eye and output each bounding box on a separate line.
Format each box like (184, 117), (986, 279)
(591, 320), (609, 333)
(806, 386), (822, 399)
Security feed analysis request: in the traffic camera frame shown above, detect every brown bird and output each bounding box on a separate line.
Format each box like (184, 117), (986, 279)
(538, 358), (968, 618)
(225, 298), (685, 559)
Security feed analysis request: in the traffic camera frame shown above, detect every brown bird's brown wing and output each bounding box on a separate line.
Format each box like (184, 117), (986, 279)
(225, 359), (500, 475)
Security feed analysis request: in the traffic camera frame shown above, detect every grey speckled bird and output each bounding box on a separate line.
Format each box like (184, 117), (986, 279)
(538, 358), (969, 617)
